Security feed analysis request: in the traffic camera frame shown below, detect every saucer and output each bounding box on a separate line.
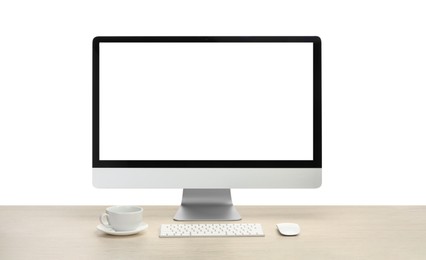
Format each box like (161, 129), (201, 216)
(97, 223), (148, 236)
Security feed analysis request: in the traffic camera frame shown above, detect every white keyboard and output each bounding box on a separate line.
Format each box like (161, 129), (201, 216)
(160, 223), (265, 237)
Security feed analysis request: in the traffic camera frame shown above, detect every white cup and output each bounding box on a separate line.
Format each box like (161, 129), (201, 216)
(99, 206), (143, 231)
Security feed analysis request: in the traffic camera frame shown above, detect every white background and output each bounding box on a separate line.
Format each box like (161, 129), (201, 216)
(0, 0), (425, 205)
(100, 43), (313, 160)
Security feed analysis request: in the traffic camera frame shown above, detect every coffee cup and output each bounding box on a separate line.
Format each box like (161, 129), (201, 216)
(99, 206), (143, 231)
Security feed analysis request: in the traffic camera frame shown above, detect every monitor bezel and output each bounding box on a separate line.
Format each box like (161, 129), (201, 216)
(93, 36), (321, 168)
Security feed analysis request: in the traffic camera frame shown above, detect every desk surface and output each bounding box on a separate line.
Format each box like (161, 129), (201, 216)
(1, 206), (426, 259)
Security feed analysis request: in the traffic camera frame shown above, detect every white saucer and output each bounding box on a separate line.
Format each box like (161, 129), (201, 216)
(97, 223), (148, 236)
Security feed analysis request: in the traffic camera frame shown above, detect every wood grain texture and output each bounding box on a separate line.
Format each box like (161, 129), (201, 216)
(1, 206), (426, 260)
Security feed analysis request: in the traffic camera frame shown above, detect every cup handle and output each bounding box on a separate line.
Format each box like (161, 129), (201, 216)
(99, 213), (111, 228)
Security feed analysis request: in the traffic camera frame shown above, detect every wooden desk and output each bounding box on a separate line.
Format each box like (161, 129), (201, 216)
(0, 206), (425, 259)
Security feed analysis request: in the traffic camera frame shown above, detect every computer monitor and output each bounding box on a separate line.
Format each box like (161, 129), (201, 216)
(92, 36), (321, 221)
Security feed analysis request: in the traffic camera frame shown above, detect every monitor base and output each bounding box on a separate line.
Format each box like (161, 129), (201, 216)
(174, 189), (241, 221)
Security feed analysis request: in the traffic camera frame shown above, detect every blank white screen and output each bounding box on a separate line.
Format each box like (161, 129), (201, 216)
(99, 42), (313, 160)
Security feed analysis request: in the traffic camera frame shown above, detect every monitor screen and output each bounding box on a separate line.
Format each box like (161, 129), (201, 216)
(97, 40), (316, 163)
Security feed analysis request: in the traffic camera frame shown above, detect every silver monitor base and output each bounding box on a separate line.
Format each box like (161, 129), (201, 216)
(174, 189), (241, 221)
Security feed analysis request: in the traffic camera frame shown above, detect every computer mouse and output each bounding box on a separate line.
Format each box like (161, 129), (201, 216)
(276, 223), (300, 236)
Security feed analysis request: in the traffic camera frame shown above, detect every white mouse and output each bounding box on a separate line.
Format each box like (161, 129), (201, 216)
(276, 223), (300, 236)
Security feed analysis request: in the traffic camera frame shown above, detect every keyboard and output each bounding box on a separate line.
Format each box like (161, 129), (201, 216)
(160, 223), (265, 237)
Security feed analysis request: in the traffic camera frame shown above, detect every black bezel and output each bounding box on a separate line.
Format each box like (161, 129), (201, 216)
(93, 36), (322, 168)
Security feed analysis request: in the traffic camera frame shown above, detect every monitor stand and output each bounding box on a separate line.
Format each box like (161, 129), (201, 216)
(174, 189), (241, 221)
